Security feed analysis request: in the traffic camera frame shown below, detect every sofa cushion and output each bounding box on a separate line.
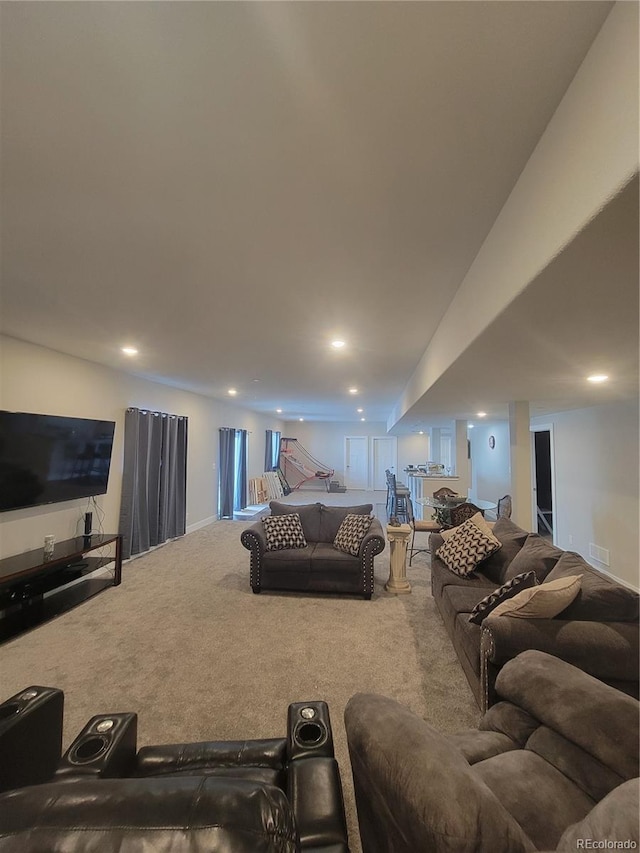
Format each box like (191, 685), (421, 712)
(333, 513), (372, 556)
(503, 533), (564, 582)
(318, 504), (373, 542)
(431, 559), (496, 600)
(469, 572), (538, 625)
(309, 543), (362, 574)
(545, 551), (639, 623)
(479, 702), (539, 747)
(473, 749), (595, 850)
(490, 575), (582, 619)
(446, 730), (520, 765)
(436, 519), (501, 576)
(525, 725), (625, 803)
(439, 587), (490, 634)
(269, 501), (322, 542)
(262, 513), (307, 551)
(262, 545), (314, 573)
(479, 518), (529, 585)
(556, 779), (640, 851)
(454, 614), (483, 677)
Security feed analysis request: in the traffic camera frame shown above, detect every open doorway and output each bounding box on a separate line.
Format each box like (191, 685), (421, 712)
(531, 427), (555, 541)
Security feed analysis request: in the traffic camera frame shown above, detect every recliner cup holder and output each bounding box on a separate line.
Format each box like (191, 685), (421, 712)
(70, 735), (109, 764)
(294, 720), (327, 749)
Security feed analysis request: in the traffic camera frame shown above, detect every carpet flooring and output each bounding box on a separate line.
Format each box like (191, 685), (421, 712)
(0, 490), (480, 851)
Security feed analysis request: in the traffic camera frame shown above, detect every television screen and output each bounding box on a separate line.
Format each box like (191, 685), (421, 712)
(0, 412), (116, 512)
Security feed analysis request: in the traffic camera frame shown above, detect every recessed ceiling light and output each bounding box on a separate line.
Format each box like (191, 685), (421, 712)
(468, 424), (474, 429)
(587, 374), (609, 383)
(349, 388), (358, 394)
(276, 408), (282, 414)
(299, 417), (304, 422)
(360, 417), (365, 422)
(331, 340), (346, 349)
(477, 411), (487, 418)
(419, 431), (424, 435)
(121, 346), (138, 356)
(228, 388), (237, 396)
(357, 408), (363, 413)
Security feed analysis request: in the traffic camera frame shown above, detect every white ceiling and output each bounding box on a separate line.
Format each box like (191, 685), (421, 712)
(1, 1), (635, 431)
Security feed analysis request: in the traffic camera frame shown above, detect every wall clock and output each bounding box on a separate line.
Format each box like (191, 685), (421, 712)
(488, 435), (496, 449)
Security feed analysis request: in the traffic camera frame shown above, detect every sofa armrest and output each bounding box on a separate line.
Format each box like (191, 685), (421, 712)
(359, 518), (386, 557)
(480, 617), (639, 710)
(344, 693), (534, 853)
(240, 521), (267, 553)
(241, 522), (268, 593)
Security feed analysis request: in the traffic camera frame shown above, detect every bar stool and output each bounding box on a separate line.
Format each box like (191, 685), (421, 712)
(386, 472), (410, 522)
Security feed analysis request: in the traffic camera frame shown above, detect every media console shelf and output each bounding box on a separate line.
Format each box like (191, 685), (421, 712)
(0, 534), (122, 643)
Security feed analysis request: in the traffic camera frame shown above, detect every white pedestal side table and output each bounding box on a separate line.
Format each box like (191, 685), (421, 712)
(385, 523), (412, 594)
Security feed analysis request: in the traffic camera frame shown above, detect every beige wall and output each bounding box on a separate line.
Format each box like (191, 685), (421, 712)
(390, 2), (638, 429)
(468, 402), (639, 589)
(0, 335), (283, 557)
(532, 401), (639, 590)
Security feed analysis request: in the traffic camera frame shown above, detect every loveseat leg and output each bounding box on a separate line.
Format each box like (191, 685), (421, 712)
(251, 587), (261, 594)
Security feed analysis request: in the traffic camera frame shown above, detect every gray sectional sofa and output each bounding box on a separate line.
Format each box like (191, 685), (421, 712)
(345, 650), (639, 853)
(429, 517), (639, 710)
(241, 501), (386, 599)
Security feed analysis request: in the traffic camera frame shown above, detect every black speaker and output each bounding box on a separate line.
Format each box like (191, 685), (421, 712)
(83, 511), (92, 537)
(57, 712), (137, 779)
(287, 701), (334, 761)
(0, 686), (64, 793)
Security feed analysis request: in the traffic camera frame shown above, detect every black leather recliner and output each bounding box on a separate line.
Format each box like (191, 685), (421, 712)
(0, 686), (349, 852)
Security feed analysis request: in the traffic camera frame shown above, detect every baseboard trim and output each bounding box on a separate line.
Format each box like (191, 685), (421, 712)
(186, 516), (217, 534)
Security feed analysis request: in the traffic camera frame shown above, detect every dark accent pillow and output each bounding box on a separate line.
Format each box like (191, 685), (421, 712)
(262, 513), (307, 551)
(436, 519), (501, 577)
(480, 518), (529, 585)
(545, 551), (639, 622)
(468, 572), (538, 625)
(503, 533), (564, 582)
(334, 514), (373, 556)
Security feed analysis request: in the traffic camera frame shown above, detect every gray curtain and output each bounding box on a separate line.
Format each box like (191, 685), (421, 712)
(265, 429), (273, 472)
(119, 408), (187, 559)
(234, 429), (247, 512)
(218, 428), (235, 519)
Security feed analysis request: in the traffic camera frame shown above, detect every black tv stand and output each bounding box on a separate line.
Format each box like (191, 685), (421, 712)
(0, 534), (122, 643)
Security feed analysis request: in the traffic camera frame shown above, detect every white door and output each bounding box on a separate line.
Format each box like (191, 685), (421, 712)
(344, 437), (369, 490)
(372, 437), (397, 491)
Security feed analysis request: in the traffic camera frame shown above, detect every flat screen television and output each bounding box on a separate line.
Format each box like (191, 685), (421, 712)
(0, 411), (116, 512)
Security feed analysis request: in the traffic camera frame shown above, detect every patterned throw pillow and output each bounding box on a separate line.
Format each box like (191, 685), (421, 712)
(441, 512), (493, 542)
(262, 513), (307, 551)
(468, 572), (538, 625)
(489, 574), (582, 619)
(436, 519), (501, 577)
(334, 514), (373, 556)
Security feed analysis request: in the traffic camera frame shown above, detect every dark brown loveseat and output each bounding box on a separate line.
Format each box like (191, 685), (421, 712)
(430, 517), (639, 710)
(241, 501), (386, 599)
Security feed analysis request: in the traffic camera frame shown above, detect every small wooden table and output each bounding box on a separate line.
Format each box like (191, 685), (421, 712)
(385, 523), (412, 595)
